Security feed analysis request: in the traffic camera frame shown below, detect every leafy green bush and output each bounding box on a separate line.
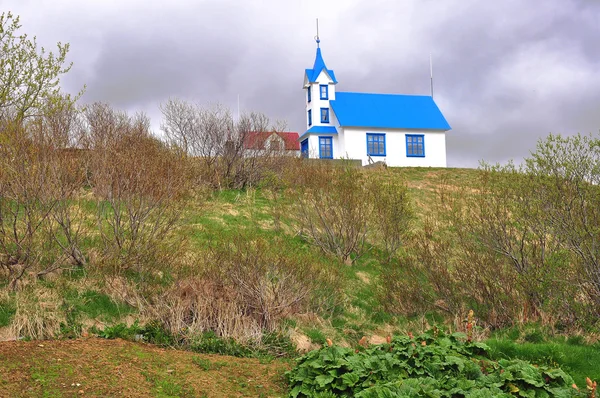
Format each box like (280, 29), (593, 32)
(286, 329), (584, 397)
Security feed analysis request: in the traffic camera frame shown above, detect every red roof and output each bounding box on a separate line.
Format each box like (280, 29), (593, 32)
(244, 132), (300, 151)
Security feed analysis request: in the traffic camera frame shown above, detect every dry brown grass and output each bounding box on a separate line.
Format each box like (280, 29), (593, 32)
(10, 285), (65, 340)
(153, 278), (263, 343)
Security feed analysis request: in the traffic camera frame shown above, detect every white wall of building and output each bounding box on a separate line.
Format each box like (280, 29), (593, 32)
(340, 127), (447, 167)
(305, 70), (336, 130)
(300, 133), (340, 159)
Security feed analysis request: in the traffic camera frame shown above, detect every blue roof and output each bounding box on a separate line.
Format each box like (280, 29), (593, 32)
(305, 48), (337, 84)
(330, 92), (451, 130)
(299, 125), (338, 139)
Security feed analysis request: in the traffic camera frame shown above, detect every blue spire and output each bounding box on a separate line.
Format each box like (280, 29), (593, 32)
(306, 45), (337, 84)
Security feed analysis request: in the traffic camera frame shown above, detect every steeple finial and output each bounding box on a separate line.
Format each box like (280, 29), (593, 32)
(315, 18), (320, 47)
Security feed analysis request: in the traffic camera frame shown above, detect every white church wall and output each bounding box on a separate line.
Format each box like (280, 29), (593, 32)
(305, 75), (336, 130)
(301, 133), (341, 159)
(341, 127), (447, 167)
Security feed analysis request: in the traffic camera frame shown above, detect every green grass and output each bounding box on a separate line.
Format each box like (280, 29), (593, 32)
(0, 296), (16, 327)
(141, 369), (196, 398)
(486, 338), (600, 388)
(304, 328), (327, 345)
(192, 356), (227, 371)
(63, 289), (135, 323)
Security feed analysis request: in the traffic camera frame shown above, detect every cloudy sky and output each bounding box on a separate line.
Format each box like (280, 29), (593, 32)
(3, 0), (599, 167)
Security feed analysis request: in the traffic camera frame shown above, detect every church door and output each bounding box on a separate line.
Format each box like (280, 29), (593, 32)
(301, 139), (309, 158)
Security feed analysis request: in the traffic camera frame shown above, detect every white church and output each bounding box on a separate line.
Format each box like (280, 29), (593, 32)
(299, 37), (451, 167)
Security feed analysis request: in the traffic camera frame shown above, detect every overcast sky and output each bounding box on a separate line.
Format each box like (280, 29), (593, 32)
(3, 0), (599, 167)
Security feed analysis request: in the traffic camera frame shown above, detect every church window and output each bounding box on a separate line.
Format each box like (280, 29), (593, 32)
(307, 87), (311, 102)
(367, 133), (386, 156)
(319, 136), (333, 159)
(320, 108), (330, 123)
(308, 109), (312, 126)
(406, 134), (425, 157)
(320, 85), (328, 100)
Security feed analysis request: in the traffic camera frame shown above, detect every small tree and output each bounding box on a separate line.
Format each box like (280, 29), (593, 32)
(525, 133), (600, 314)
(0, 12), (79, 122)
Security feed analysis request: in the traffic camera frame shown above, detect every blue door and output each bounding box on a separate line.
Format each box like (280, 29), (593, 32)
(301, 139), (309, 158)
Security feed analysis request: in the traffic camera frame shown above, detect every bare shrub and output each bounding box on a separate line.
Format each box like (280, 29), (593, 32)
(0, 122), (59, 288)
(160, 99), (289, 189)
(291, 162), (370, 264)
(31, 97), (88, 272)
(152, 233), (343, 342)
(289, 164), (414, 265)
(368, 174), (413, 263)
(383, 157), (589, 329)
(83, 103), (188, 276)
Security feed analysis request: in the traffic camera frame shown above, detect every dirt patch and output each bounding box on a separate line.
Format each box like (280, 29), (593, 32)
(368, 335), (388, 345)
(0, 338), (289, 397)
(356, 272), (371, 284)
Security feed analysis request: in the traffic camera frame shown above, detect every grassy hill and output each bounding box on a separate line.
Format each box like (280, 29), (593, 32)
(2, 165), (600, 396)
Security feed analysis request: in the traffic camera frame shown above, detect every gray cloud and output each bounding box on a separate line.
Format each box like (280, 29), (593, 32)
(4, 0), (600, 167)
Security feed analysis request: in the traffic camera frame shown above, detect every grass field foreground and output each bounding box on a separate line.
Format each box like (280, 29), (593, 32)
(0, 338), (289, 397)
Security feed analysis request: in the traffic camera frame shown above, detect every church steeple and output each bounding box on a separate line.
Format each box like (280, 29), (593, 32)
(304, 20), (337, 85)
(303, 21), (338, 133)
(305, 44), (337, 85)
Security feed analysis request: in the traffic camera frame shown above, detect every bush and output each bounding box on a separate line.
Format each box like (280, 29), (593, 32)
(152, 232), (344, 344)
(383, 145), (598, 329)
(290, 164), (413, 265)
(83, 103), (189, 277)
(286, 328), (584, 397)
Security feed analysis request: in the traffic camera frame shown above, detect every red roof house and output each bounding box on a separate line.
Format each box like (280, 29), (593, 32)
(243, 132), (300, 153)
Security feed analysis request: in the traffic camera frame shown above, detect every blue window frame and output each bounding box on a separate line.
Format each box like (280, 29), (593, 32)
(320, 108), (329, 123)
(366, 133), (386, 156)
(307, 87), (311, 103)
(320, 85), (328, 100)
(406, 134), (425, 157)
(319, 136), (333, 159)
(308, 109), (312, 126)
(301, 139), (309, 158)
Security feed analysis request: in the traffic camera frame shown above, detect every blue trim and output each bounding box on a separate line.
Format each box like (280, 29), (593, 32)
(366, 133), (386, 156)
(320, 107), (330, 123)
(320, 85), (329, 100)
(307, 87), (311, 103)
(318, 136), (333, 159)
(301, 138), (309, 158)
(299, 126), (338, 139)
(406, 134), (425, 157)
(308, 109), (312, 127)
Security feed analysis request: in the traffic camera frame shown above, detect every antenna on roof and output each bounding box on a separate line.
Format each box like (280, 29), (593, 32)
(430, 53), (434, 98)
(315, 18), (320, 47)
